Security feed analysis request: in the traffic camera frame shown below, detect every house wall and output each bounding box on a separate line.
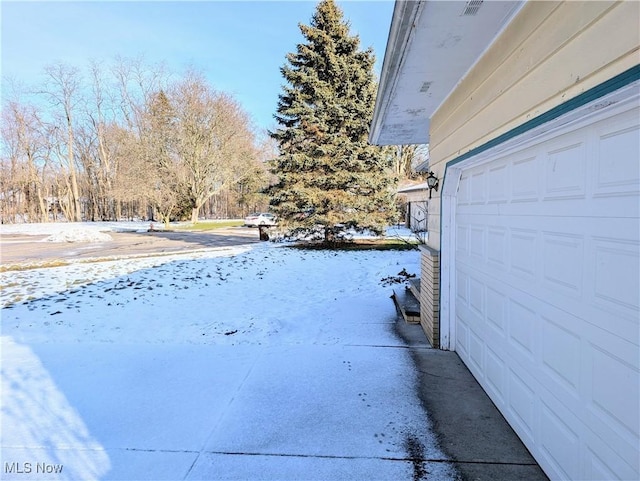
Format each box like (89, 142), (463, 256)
(407, 201), (428, 232)
(398, 188), (429, 231)
(425, 0), (640, 251)
(401, 189), (428, 205)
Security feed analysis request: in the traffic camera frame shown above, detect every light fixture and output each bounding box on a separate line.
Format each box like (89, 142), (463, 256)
(426, 171), (439, 199)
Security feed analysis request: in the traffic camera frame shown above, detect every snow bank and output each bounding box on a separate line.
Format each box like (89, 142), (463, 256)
(0, 221), (158, 236)
(44, 228), (114, 243)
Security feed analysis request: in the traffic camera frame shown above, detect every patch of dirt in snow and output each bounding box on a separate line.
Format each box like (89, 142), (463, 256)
(404, 432), (428, 481)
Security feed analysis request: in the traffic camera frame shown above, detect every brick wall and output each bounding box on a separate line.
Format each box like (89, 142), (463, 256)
(419, 245), (440, 348)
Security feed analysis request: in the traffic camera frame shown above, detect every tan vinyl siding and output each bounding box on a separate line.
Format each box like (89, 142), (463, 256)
(426, 196), (440, 249)
(429, 0), (639, 167)
(422, 0), (639, 252)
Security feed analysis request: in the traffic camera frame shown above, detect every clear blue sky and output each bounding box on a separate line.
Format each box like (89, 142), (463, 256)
(1, 0), (395, 132)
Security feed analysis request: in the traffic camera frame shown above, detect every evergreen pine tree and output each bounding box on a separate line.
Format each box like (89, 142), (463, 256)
(268, 0), (396, 242)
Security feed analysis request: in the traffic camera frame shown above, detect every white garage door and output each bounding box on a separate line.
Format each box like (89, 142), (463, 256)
(453, 96), (639, 480)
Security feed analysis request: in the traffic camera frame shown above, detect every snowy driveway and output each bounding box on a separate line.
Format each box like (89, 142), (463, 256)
(1, 238), (457, 480)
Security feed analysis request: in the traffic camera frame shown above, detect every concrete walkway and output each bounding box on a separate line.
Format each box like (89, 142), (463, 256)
(1, 234), (548, 481)
(394, 319), (549, 481)
(2, 340), (452, 480)
(1, 312), (549, 481)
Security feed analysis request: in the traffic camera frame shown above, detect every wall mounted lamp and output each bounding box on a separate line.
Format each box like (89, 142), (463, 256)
(426, 171), (439, 199)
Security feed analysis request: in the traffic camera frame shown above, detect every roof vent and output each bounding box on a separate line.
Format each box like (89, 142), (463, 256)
(462, 0), (483, 16)
(419, 81), (432, 93)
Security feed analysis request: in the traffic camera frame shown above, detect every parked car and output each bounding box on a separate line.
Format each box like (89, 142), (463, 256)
(244, 212), (277, 227)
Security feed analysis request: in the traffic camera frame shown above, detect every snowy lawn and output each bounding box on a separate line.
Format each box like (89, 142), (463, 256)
(0, 224), (456, 480)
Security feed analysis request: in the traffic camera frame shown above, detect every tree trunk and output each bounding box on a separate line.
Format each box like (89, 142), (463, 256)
(36, 184), (48, 222)
(67, 124), (82, 221)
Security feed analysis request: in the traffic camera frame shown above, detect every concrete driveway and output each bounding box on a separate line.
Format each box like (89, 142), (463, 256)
(0, 243), (458, 481)
(0, 228), (547, 480)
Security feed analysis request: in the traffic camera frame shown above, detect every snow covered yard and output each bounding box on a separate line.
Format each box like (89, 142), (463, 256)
(0, 224), (457, 480)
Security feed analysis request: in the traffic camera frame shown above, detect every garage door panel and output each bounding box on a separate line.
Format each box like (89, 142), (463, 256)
(515, 363), (594, 481)
(507, 367), (538, 442)
(470, 170), (488, 204)
(486, 286), (508, 335)
(468, 276), (485, 317)
(487, 227), (508, 269)
(511, 155), (540, 201)
(485, 346), (507, 404)
(456, 303), (484, 348)
(457, 226), (639, 337)
(454, 99), (639, 480)
(543, 141), (588, 200)
(456, 214), (639, 238)
(587, 344), (640, 440)
(459, 193), (640, 218)
(536, 308), (585, 408)
(535, 381), (628, 481)
(503, 327), (637, 479)
(508, 298), (538, 361)
(541, 232), (584, 296)
(584, 438), (636, 481)
(456, 224), (469, 257)
(538, 303), (640, 419)
(468, 327), (484, 373)
(594, 116), (640, 196)
(584, 418), (640, 478)
(457, 266), (640, 479)
(457, 175), (471, 205)
(539, 399), (581, 479)
(456, 126), (640, 220)
(592, 237), (640, 317)
(510, 228), (538, 280)
(540, 314), (582, 397)
(459, 253), (639, 377)
(469, 225), (485, 259)
(455, 269), (469, 306)
(487, 163), (509, 203)
(455, 313), (470, 356)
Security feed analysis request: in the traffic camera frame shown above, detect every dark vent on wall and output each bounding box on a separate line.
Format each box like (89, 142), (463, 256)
(462, 0), (483, 16)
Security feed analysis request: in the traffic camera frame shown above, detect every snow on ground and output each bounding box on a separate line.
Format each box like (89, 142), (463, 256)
(0, 221), (160, 236)
(0, 223), (456, 480)
(2, 243), (415, 346)
(0, 246), (252, 308)
(0, 221), (419, 243)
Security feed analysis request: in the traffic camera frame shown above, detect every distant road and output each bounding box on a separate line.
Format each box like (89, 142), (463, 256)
(0, 227), (261, 267)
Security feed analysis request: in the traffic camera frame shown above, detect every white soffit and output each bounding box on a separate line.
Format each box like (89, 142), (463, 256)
(370, 0), (523, 146)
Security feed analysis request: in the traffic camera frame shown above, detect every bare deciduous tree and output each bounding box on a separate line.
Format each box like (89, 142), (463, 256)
(170, 73), (260, 223)
(393, 144), (430, 180)
(42, 63), (83, 221)
(2, 60), (265, 224)
(1, 100), (51, 222)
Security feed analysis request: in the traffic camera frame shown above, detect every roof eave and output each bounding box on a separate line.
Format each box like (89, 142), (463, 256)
(369, 1), (424, 146)
(369, 0), (524, 147)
